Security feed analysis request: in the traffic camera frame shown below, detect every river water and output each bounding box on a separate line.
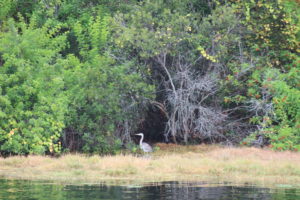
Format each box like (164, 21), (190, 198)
(0, 179), (300, 200)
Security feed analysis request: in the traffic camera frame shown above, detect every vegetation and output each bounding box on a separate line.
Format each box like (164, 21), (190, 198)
(1, 145), (300, 186)
(0, 0), (299, 156)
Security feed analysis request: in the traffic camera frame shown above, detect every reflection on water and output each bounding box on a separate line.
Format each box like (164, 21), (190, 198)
(0, 179), (300, 200)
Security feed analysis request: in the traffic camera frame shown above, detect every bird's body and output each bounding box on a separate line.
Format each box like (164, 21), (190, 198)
(135, 133), (153, 153)
(140, 142), (152, 153)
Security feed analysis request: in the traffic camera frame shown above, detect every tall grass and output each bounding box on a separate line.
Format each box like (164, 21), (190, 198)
(0, 145), (300, 186)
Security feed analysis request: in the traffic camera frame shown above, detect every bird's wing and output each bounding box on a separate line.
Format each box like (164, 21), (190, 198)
(142, 142), (153, 152)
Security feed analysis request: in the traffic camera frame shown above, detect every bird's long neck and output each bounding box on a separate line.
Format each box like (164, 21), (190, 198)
(139, 134), (144, 146)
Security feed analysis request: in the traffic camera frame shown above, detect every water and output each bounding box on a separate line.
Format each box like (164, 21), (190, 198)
(0, 179), (300, 200)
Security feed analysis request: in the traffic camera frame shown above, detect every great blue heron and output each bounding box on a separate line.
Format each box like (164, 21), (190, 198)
(135, 133), (153, 153)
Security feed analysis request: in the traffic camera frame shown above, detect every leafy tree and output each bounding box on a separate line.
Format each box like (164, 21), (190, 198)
(227, 0), (300, 150)
(61, 9), (154, 154)
(0, 17), (68, 155)
(111, 1), (250, 143)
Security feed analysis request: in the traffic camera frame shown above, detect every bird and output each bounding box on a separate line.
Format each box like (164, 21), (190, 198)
(135, 133), (153, 153)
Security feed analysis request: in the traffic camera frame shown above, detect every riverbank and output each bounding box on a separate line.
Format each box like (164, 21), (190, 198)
(1, 144), (300, 186)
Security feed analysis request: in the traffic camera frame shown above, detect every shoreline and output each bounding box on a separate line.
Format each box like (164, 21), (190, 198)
(1, 145), (300, 187)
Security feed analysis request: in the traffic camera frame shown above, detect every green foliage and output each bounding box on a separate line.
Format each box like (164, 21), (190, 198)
(64, 56), (154, 154)
(72, 12), (108, 59)
(61, 8), (154, 154)
(0, 1), (154, 155)
(265, 79), (300, 151)
(232, 0), (300, 150)
(0, 0), (299, 155)
(0, 18), (68, 155)
(0, 0), (15, 20)
(111, 0), (214, 63)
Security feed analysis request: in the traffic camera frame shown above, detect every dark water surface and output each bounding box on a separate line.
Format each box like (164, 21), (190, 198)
(0, 179), (300, 200)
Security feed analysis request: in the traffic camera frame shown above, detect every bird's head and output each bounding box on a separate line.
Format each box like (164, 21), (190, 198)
(135, 133), (144, 136)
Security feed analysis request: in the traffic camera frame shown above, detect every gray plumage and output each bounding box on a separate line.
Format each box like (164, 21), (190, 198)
(135, 133), (153, 153)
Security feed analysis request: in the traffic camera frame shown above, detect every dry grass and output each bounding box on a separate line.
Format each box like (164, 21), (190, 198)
(1, 145), (300, 186)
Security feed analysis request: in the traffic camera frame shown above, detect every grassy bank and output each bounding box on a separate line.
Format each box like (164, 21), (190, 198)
(1, 145), (300, 186)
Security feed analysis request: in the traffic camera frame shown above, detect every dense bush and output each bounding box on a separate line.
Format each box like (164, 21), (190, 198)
(0, 0), (299, 155)
(232, 0), (300, 151)
(0, 18), (68, 154)
(0, 1), (154, 155)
